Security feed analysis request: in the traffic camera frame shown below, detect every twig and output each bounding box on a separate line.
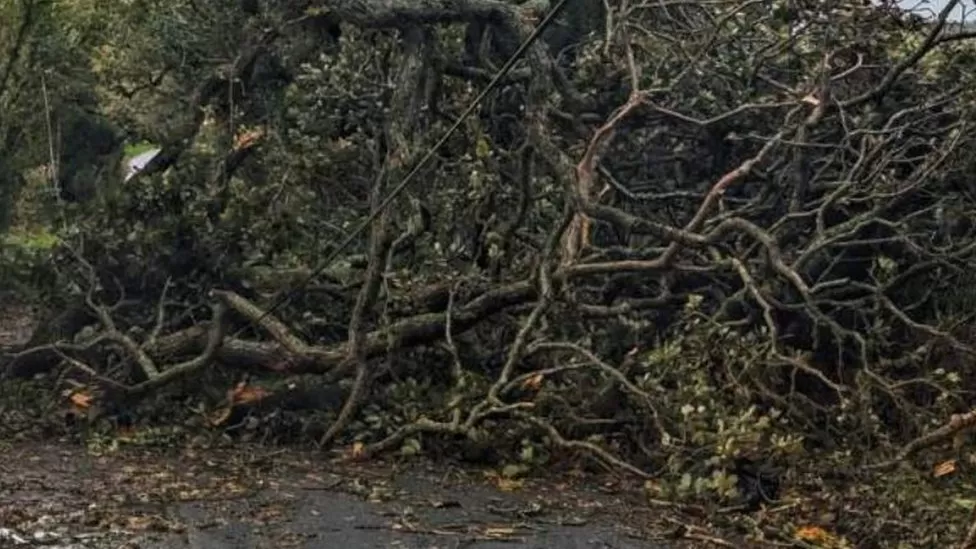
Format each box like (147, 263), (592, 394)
(147, 277), (172, 346)
(869, 410), (976, 471)
(319, 125), (394, 448)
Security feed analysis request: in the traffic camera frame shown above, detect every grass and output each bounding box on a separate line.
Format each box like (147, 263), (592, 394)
(123, 141), (159, 158)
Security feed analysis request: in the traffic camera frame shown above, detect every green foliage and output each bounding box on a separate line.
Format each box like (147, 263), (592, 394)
(0, 230), (60, 300)
(632, 298), (803, 502)
(0, 0), (121, 228)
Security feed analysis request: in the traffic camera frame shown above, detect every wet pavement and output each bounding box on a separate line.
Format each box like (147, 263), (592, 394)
(0, 442), (686, 549)
(141, 481), (657, 549)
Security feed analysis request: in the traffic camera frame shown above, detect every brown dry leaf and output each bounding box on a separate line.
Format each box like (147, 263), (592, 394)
(69, 390), (93, 409)
(222, 481), (249, 496)
(483, 526), (518, 538)
(126, 515), (156, 531)
(226, 381), (247, 402)
(228, 381), (272, 405)
(794, 525), (851, 548)
(350, 441), (367, 460)
(176, 489), (207, 501)
(934, 459), (957, 478)
(209, 406), (233, 427)
(234, 128), (264, 150)
(494, 477), (524, 493)
(235, 386), (271, 405)
(795, 525), (830, 542)
(483, 470), (521, 492)
(521, 373), (544, 391)
(643, 479), (664, 497)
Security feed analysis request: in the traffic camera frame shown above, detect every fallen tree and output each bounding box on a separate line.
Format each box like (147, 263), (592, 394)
(5, 1), (976, 545)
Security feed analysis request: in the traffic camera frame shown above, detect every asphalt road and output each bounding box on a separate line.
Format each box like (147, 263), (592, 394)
(139, 481), (658, 549)
(0, 442), (680, 549)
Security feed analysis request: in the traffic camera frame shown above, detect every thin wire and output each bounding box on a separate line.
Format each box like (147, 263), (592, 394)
(230, 1), (570, 339)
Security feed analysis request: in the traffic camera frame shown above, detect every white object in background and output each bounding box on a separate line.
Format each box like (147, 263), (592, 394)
(124, 148), (162, 182)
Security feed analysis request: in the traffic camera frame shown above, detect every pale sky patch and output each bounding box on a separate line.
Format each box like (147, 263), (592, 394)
(889, 0), (973, 22)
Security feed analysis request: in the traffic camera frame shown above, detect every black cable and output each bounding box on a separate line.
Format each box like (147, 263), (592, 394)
(229, 0), (570, 339)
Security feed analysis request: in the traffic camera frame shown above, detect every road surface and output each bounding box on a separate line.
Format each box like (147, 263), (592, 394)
(0, 442), (693, 549)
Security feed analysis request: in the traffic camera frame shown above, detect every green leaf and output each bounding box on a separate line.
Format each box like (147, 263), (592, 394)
(953, 498), (976, 510)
